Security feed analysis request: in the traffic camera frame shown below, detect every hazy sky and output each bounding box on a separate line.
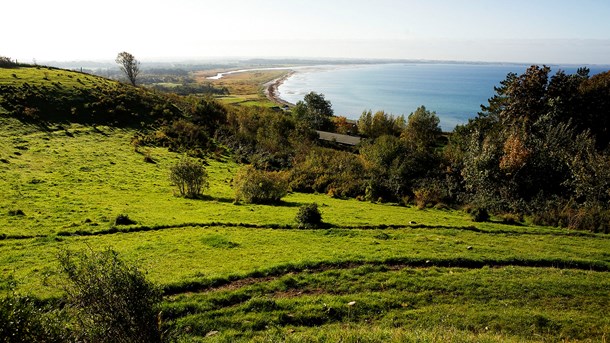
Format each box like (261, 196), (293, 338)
(4, 0), (610, 64)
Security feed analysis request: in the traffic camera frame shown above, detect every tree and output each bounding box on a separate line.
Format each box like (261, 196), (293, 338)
(169, 157), (209, 198)
(401, 106), (442, 152)
(357, 110), (405, 138)
(292, 92), (334, 131)
(115, 51), (140, 86)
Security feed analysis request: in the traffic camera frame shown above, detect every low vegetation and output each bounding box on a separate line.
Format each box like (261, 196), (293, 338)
(170, 157), (209, 198)
(295, 203), (323, 228)
(233, 165), (289, 204)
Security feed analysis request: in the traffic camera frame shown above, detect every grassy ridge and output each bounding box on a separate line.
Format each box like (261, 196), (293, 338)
(0, 66), (179, 127)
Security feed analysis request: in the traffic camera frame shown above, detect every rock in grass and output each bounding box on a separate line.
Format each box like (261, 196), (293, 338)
(206, 331), (219, 337)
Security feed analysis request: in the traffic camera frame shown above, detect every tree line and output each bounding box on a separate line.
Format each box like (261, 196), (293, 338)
(144, 65), (610, 232)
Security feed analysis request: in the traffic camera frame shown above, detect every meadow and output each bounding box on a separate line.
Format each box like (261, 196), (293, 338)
(1, 66), (609, 342)
(195, 69), (290, 108)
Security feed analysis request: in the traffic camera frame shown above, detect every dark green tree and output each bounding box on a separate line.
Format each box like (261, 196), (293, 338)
(401, 106), (442, 152)
(292, 92), (334, 131)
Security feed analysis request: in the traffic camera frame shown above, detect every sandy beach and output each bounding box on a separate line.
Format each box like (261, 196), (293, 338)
(264, 71), (296, 108)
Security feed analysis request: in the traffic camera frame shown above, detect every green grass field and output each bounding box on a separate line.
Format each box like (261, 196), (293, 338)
(196, 70), (289, 108)
(1, 66), (609, 342)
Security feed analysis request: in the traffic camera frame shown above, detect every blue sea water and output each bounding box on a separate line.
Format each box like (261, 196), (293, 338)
(277, 63), (607, 131)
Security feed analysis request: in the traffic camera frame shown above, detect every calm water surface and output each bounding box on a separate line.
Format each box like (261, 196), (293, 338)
(277, 63), (606, 131)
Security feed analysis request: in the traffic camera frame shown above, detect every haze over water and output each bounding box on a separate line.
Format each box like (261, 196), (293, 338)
(277, 63), (607, 131)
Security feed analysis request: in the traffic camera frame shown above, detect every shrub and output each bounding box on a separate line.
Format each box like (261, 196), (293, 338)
(233, 165), (289, 204)
(296, 203), (323, 228)
(471, 207), (490, 222)
(289, 147), (366, 198)
(500, 213), (522, 225)
(8, 209), (25, 216)
(114, 214), (136, 225)
(169, 158), (209, 198)
(0, 293), (69, 342)
(414, 186), (443, 209)
(58, 248), (162, 343)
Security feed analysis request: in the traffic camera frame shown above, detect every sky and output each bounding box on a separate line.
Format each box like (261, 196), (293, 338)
(3, 0), (610, 64)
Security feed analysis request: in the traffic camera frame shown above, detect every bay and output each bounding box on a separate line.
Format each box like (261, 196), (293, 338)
(277, 63), (606, 131)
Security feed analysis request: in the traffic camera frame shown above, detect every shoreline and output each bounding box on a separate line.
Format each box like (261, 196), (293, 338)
(264, 71), (296, 108)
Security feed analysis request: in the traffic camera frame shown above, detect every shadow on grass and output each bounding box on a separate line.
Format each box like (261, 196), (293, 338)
(192, 194), (235, 204)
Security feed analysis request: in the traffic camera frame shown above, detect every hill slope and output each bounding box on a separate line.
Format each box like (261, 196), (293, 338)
(0, 65), (180, 127)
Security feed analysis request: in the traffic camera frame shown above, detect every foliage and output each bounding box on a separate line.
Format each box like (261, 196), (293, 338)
(401, 105), (442, 152)
(145, 119), (213, 158)
(360, 133), (441, 202)
(357, 110), (405, 138)
(292, 92), (334, 131)
(455, 65), (610, 227)
(290, 147), (367, 198)
(115, 51), (140, 86)
(296, 203), (323, 228)
(0, 56), (18, 68)
(332, 116), (357, 135)
(188, 97), (228, 135)
(413, 180), (446, 209)
(169, 157), (209, 198)
(150, 82), (228, 96)
(233, 165), (289, 204)
(220, 106), (308, 170)
(0, 292), (69, 342)
(470, 207), (490, 222)
(57, 248), (162, 343)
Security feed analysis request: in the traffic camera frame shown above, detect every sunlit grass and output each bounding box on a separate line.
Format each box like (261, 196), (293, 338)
(203, 70), (289, 108)
(0, 66), (115, 89)
(164, 266), (610, 342)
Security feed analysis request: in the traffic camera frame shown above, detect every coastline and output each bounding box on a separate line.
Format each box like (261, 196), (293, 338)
(264, 71), (295, 108)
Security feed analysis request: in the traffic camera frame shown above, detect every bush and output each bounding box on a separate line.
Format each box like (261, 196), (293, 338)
(0, 293), (69, 342)
(413, 185), (443, 209)
(8, 209), (25, 216)
(169, 158), (209, 198)
(0, 56), (17, 68)
(58, 248), (162, 343)
(114, 214), (136, 225)
(233, 165), (289, 204)
(471, 207), (490, 222)
(500, 213), (523, 225)
(296, 203), (323, 228)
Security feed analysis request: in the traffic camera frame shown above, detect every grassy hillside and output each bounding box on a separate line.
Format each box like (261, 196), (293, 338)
(0, 65), (180, 127)
(1, 67), (609, 342)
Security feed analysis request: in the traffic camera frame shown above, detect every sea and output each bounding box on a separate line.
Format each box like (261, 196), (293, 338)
(277, 63), (608, 131)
